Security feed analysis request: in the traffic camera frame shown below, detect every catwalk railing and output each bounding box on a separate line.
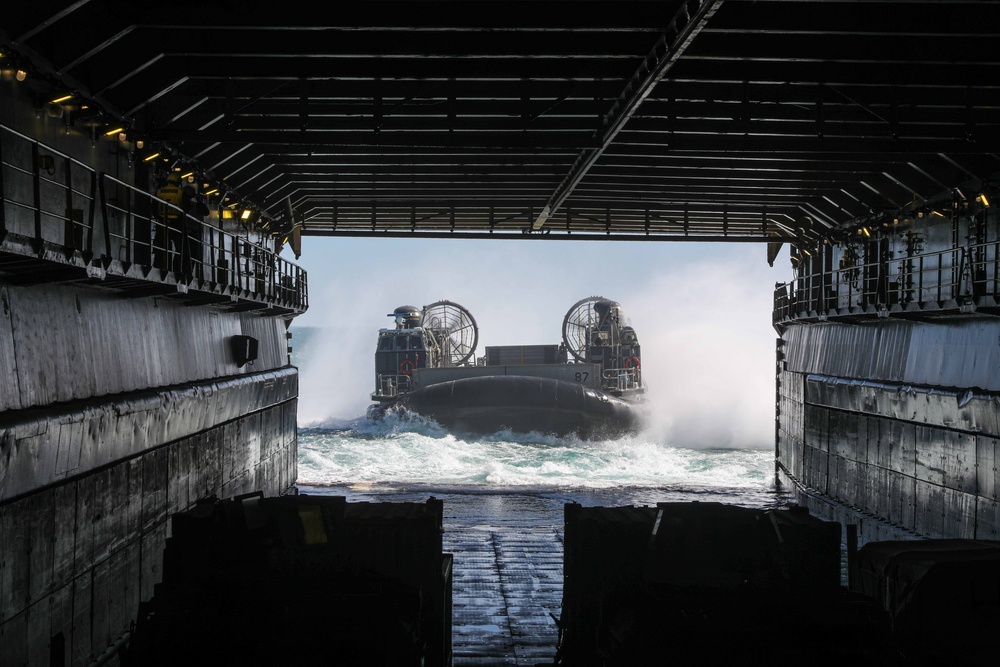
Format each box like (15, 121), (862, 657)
(774, 242), (999, 324)
(0, 124), (307, 313)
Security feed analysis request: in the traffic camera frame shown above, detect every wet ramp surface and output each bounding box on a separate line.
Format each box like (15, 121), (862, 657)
(448, 525), (563, 666)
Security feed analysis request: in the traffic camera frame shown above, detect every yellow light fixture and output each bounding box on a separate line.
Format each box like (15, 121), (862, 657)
(204, 187), (219, 196)
(861, 227), (871, 237)
(240, 209), (252, 220)
(142, 152), (160, 162)
(15, 69), (27, 82)
(103, 126), (124, 137)
(978, 194), (990, 208)
(135, 139), (144, 149)
(50, 94), (74, 104)
(931, 210), (944, 217)
(118, 132), (128, 142)
(180, 171), (194, 180)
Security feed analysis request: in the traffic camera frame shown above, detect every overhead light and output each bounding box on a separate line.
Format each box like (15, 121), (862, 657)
(142, 151), (161, 162)
(931, 210), (944, 217)
(103, 126), (124, 137)
(118, 132), (128, 142)
(241, 209), (253, 220)
(204, 188), (219, 196)
(180, 171), (194, 180)
(978, 193), (990, 208)
(135, 139), (144, 149)
(15, 69), (27, 82)
(50, 94), (74, 104)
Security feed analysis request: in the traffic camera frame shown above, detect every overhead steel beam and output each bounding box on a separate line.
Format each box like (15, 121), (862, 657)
(301, 229), (788, 243)
(534, 0), (722, 229)
(151, 129), (602, 149)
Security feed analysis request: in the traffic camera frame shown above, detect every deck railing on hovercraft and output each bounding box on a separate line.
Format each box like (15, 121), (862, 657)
(601, 367), (641, 394)
(374, 373), (414, 399)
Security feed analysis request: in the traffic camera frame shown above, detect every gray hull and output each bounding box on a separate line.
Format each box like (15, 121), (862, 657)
(390, 375), (643, 438)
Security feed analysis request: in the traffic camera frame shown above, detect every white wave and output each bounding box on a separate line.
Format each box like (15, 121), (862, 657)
(296, 423), (775, 492)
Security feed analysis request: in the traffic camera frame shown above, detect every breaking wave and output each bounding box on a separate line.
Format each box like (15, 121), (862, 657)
(297, 410), (774, 493)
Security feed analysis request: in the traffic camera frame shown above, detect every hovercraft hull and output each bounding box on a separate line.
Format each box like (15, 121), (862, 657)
(384, 374), (643, 438)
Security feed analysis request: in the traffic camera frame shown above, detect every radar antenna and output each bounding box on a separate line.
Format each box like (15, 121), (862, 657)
(421, 300), (479, 366)
(561, 295), (607, 362)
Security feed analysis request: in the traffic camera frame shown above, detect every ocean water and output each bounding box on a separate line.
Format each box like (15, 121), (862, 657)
(296, 409), (784, 507)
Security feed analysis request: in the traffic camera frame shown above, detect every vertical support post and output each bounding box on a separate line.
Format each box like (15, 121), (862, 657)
(62, 157), (74, 249)
(98, 174), (112, 261)
(31, 142), (43, 256)
(846, 523), (859, 591)
(0, 126), (6, 237)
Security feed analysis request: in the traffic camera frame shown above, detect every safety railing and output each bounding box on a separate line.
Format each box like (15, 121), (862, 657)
(0, 125), (97, 253)
(775, 241), (999, 323)
(601, 367), (641, 393)
(1, 124), (306, 312)
(374, 373), (413, 399)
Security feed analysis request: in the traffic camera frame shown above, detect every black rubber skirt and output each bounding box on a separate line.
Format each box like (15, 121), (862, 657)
(391, 375), (643, 439)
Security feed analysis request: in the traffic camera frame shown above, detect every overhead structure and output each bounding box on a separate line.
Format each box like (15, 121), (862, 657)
(3, 1), (999, 243)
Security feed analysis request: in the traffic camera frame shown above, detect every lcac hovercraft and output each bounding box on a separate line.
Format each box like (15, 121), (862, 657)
(366, 297), (645, 438)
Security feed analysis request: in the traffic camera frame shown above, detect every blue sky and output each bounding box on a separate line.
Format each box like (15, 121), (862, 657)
(285, 237), (791, 448)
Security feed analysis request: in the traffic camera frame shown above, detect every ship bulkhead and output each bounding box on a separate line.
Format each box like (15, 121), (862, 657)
(775, 202), (999, 545)
(0, 79), (306, 662)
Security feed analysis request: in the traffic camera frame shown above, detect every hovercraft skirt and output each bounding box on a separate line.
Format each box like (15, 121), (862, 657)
(393, 375), (641, 438)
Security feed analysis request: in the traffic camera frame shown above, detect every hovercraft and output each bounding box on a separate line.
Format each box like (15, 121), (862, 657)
(366, 297), (645, 438)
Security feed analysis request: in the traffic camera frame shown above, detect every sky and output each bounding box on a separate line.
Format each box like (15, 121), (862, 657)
(284, 236), (793, 449)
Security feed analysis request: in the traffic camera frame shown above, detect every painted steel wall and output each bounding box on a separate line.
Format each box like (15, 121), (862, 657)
(776, 323), (1000, 546)
(783, 319), (1000, 391)
(0, 73), (305, 666)
(0, 392), (297, 666)
(0, 282), (288, 412)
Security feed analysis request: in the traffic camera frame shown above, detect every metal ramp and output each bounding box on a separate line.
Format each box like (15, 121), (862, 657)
(447, 526), (563, 666)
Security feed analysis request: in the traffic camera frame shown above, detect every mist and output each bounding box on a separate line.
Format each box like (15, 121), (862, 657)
(291, 238), (787, 449)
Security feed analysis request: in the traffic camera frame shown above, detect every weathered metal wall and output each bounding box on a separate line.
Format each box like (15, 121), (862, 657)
(0, 282), (288, 413)
(0, 367), (298, 502)
(0, 72), (304, 666)
(0, 386), (297, 666)
(783, 320), (1000, 391)
(776, 325), (1000, 546)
